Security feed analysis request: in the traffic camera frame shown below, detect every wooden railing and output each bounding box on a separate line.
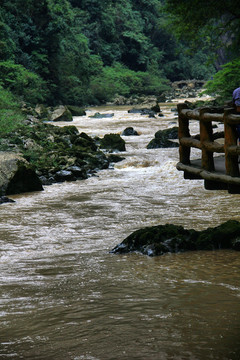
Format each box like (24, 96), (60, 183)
(177, 103), (240, 193)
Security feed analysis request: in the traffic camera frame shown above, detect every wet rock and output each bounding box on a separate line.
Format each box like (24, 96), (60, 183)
(151, 103), (161, 113)
(54, 170), (75, 182)
(0, 152), (43, 196)
(89, 112), (114, 118)
(111, 220), (240, 256)
(128, 108), (143, 114)
(122, 127), (139, 136)
(100, 134), (126, 152)
(107, 154), (125, 163)
(128, 108), (156, 117)
(0, 196), (15, 204)
(147, 127), (179, 149)
(141, 109), (155, 117)
(66, 166), (87, 179)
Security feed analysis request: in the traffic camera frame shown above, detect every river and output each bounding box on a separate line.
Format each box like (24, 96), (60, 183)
(0, 104), (240, 360)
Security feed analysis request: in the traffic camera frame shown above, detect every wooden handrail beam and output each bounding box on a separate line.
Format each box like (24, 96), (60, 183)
(180, 109), (200, 120)
(201, 113), (224, 122)
(202, 141), (224, 153)
(179, 137), (201, 149)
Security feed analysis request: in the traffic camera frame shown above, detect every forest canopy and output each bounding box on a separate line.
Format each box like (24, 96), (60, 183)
(0, 0), (238, 107)
(163, 0), (240, 101)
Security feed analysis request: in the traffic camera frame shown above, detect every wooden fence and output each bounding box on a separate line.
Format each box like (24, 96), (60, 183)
(177, 103), (240, 193)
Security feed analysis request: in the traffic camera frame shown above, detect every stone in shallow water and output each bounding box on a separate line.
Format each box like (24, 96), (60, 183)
(89, 112), (114, 118)
(122, 127), (139, 136)
(110, 221), (240, 256)
(0, 196), (15, 204)
(147, 127), (179, 149)
(100, 134), (126, 152)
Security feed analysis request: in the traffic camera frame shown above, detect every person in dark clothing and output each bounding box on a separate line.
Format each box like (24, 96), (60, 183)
(233, 87), (240, 144)
(233, 87), (240, 112)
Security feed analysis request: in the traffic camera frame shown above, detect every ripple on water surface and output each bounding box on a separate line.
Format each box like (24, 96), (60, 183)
(0, 106), (240, 359)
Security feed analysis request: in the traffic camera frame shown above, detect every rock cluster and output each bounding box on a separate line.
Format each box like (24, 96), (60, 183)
(111, 220), (240, 256)
(128, 107), (156, 118)
(109, 95), (158, 106)
(29, 104), (86, 122)
(0, 119), (120, 186)
(165, 80), (206, 101)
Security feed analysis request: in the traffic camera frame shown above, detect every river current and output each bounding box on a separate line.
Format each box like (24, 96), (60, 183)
(0, 104), (240, 360)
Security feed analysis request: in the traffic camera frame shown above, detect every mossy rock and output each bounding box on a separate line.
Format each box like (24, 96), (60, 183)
(0, 118), (110, 185)
(35, 104), (49, 119)
(50, 106), (73, 122)
(111, 220), (240, 256)
(100, 134), (126, 152)
(56, 125), (79, 136)
(67, 105), (86, 116)
(147, 127), (179, 149)
(107, 154), (125, 163)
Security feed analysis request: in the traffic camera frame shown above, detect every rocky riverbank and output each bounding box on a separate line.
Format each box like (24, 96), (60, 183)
(0, 111), (127, 197)
(111, 220), (240, 256)
(108, 79), (206, 105)
(0, 84), (213, 199)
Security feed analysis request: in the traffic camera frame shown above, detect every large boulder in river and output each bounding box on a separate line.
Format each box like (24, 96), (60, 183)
(89, 112), (114, 118)
(147, 127), (179, 149)
(50, 105), (72, 122)
(0, 152), (43, 196)
(100, 134), (126, 152)
(122, 127), (139, 136)
(111, 220), (240, 256)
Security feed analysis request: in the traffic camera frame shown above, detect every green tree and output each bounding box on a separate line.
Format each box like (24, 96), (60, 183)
(204, 59), (240, 101)
(0, 0), (104, 105)
(0, 85), (25, 135)
(163, 0), (240, 64)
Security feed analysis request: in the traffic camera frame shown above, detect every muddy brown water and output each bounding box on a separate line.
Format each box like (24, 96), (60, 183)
(0, 105), (239, 359)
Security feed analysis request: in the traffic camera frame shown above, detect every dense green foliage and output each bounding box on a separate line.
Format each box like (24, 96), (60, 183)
(0, 0), (214, 108)
(164, 0), (240, 100)
(0, 86), (25, 135)
(163, 0), (240, 59)
(204, 59), (240, 101)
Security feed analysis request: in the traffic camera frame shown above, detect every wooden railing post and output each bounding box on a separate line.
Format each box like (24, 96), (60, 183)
(224, 108), (239, 177)
(200, 108), (215, 171)
(177, 103), (190, 165)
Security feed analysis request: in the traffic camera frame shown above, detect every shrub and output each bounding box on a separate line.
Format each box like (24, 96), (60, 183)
(0, 60), (48, 104)
(203, 58), (240, 101)
(0, 86), (25, 135)
(89, 62), (170, 103)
